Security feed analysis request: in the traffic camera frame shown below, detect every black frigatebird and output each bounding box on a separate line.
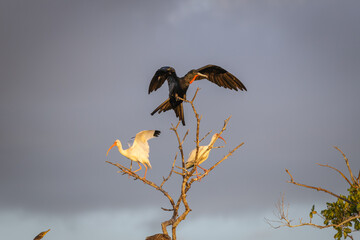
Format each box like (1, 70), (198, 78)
(148, 64), (247, 125)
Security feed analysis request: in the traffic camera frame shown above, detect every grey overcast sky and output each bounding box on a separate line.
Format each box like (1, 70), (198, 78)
(1, 0), (360, 239)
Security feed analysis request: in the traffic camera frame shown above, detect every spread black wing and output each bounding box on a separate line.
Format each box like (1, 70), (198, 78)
(148, 66), (175, 94)
(195, 65), (247, 91)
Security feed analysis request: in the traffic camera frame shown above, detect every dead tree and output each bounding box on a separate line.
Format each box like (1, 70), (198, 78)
(106, 89), (244, 240)
(267, 147), (360, 240)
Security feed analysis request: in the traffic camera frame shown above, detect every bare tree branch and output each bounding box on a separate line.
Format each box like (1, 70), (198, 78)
(176, 88), (201, 172)
(161, 207), (174, 212)
(199, 130), (212, 143)
(181, 130), (189, 145)
(170, 122), (186, 172)
(285, 169), (355, 205)
(316, 163), (352, 186)
(105, 161), (176, 211)
(161, 154), (177, 188)
(267, 194), (360, 230)
(333, 146), (359, 187)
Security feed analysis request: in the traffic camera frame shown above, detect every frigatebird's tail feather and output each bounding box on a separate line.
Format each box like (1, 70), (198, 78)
(151, 98), (185, 125)
(151, 98), (173, 115)
(180, 103), (185, 126)
(174, 103), (185, 126)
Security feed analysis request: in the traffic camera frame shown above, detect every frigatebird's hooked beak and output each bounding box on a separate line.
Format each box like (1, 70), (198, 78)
(189, 72), (208, 84)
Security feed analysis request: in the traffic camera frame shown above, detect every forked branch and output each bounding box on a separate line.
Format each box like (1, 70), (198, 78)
(285, 169), (355, 205)
(333, 146), (359, 187)
(105, 161), (176, 209)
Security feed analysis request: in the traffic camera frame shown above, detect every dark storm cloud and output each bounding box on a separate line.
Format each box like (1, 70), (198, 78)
(0, 1), (360, 239)
(0, 0), (179, 213)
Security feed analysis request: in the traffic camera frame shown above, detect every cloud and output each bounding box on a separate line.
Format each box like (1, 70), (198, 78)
(0, 208), (161, 240)
(167, 0), (215, 24)
(1, 205), (346, 240)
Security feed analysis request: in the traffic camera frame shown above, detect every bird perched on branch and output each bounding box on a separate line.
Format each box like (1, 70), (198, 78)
(106, 130), (161, 179)
(185, 133), (226, 176)
(33, 229), (50, 240)
(149, 64), (247, 125)
(145, 233), (171, 240)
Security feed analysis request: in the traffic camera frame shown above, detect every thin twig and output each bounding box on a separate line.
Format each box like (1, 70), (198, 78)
(212, 146), (225, 149)
(161, 207), (174, 212)
(267, 194), (360, 230)
(272, 214), (360, 229)
(171, 122), (186, 172)
(161, 154), (177, 188)
(316, 163), (352, 186)
(181, 130), (189, 145)
(199, 130), (212, 143)
(333, 146), (358, 186)
(173, 170), (185, 176)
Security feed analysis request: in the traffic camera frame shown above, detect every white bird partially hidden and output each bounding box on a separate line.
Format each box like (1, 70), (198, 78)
(185, 133), (226, 176)
(106, 130), (161, 179)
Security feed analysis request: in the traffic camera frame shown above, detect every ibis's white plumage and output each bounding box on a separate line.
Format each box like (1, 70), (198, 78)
(185, 133), (226, 170)
(107, 130), (161, 179)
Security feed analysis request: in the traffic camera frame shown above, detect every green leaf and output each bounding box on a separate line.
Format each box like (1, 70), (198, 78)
(355, 220), (360, 230)
(334, 230), (342, 240)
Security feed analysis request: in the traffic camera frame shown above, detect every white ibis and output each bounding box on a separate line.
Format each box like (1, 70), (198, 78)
(185, 133), (226, 176)
(106, 130), (161, 179)
(149, 65), (247, 125)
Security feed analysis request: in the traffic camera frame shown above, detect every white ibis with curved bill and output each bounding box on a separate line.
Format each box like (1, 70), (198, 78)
(185, 133), (226, 176)
(106, 130), (161, 179)
(149, 64), (247, 125)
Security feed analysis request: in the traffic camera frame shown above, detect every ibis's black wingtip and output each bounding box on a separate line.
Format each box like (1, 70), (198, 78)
(154, 130), (161, 137)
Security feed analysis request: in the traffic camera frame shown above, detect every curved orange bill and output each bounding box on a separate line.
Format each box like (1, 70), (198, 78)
(218, 136), (226, 144)
(106, 142), (116, 156)
(189, 74), (198, 84)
